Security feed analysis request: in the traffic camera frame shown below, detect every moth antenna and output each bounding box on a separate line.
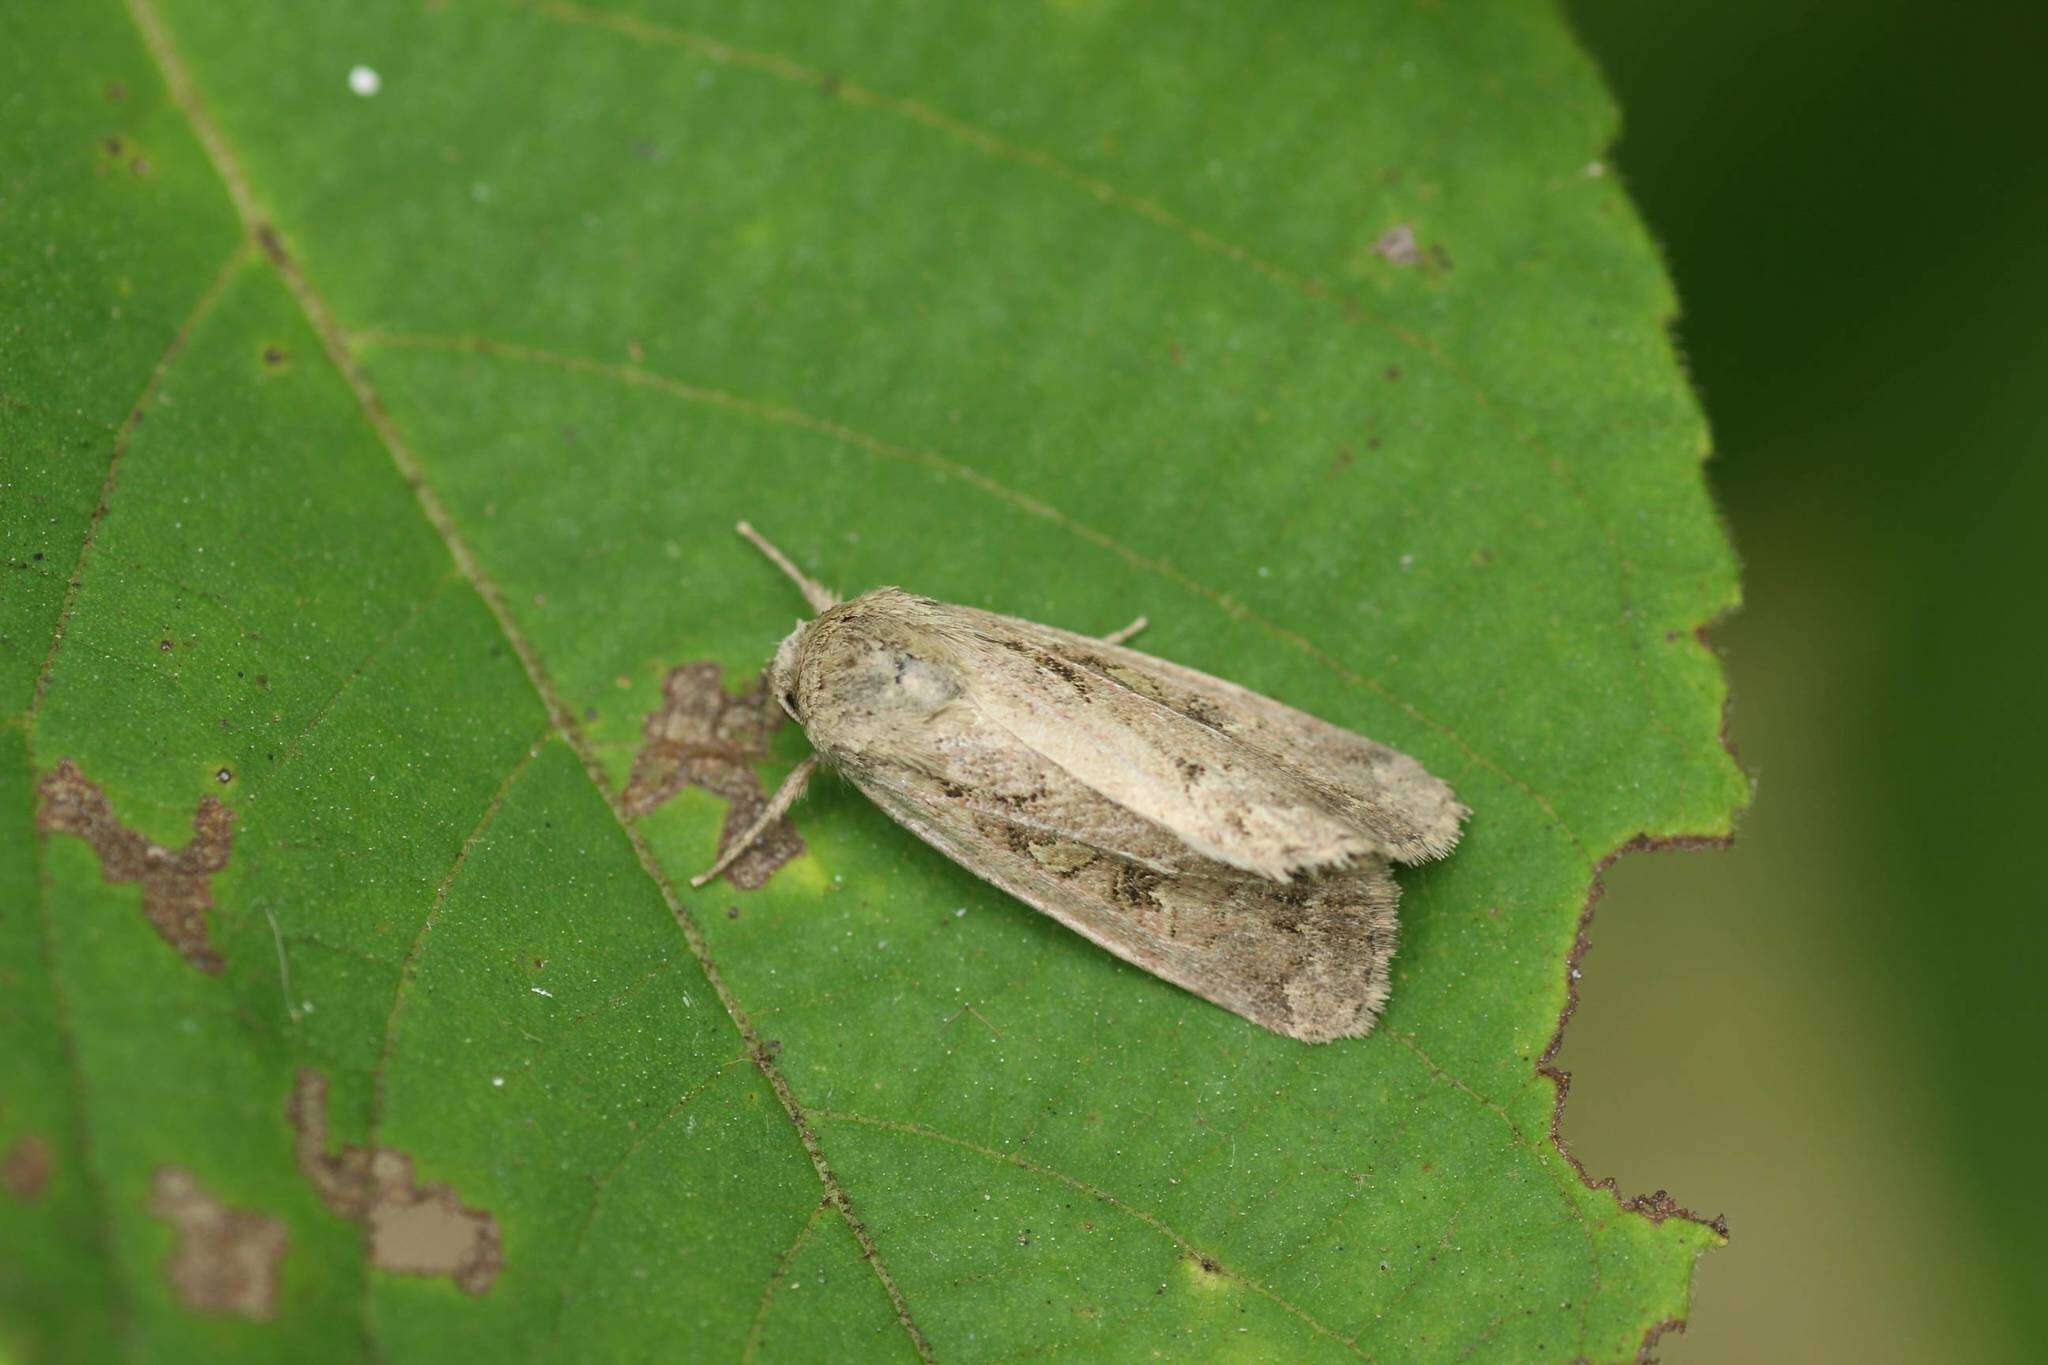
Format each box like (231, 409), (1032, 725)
(1101, 615), (1149, 647)
(689, 754), (820, 888)
(736, 521), (839, 613)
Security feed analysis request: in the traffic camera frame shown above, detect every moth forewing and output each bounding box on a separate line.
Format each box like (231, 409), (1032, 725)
(701, 525), (1468, 1042)
(945, 622), (1390, 880)
(961, 609), (1469, 866)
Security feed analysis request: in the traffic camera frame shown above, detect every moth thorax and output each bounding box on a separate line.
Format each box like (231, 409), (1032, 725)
(795, 611), (962, 726)
(887, 651), (960, 711)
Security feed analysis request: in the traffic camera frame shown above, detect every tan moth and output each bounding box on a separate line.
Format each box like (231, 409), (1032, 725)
(696, 523), (1468, 1042)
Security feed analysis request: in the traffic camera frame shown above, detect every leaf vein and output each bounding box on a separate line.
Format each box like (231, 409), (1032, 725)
(812, 1108), (1373, 1361)
(119, 6), (938, 1353)
(25, 243), (248, 725)
(372, 728), (552, 1134)
(22, 730), (136, 1347)
(742, 1195), (835, 1365)
(238, 566), (463, 810)
(1390, 1033), (1600, 1348)
(549, 1052), (754, 1351)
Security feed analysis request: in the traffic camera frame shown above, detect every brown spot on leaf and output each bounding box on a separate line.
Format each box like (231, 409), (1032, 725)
(36, 759), (235, 973)
(254, 223), (287, 267)
(289, 1070), (501, 1295)
(1374, 223), (1425, 268)
(2, 1134), (53, 1201)
(623, 662), (803, 889)
(1374, 224), (1450, 274)
(150, 1167), (287, 1320)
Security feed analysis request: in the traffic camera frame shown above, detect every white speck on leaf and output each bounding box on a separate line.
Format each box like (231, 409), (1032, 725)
(347, 65), (380, 97)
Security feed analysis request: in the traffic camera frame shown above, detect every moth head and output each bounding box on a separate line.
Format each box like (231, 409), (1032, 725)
(768, 619), (808, 720)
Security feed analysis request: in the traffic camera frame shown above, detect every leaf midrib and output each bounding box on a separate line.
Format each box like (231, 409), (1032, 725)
(113, 0), (935, 1355)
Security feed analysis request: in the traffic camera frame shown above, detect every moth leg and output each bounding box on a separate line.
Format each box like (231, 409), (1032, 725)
(690, 753), (820, 887)
(1101, 616), (1149, 646)
(736, 521), (840, 613)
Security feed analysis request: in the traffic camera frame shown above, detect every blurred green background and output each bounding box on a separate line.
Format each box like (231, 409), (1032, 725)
(1556, 1), (2044, 1360)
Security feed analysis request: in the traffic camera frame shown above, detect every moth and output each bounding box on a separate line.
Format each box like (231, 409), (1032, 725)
(696, 523), (1468, 1042)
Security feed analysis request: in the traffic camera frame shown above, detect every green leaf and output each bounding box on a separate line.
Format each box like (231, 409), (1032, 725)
(3, 0), (1745, 1359)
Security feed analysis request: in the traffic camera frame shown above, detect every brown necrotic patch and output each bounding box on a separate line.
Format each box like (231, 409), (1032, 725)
(150, 1166), (288, 1320)
(36, 759), (236, 973)
(623, 661), (803, 889)
(289, 1070), (501, 1295)
(2, 1134), (53, 1201)
(1373, 223), (1424, 268)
